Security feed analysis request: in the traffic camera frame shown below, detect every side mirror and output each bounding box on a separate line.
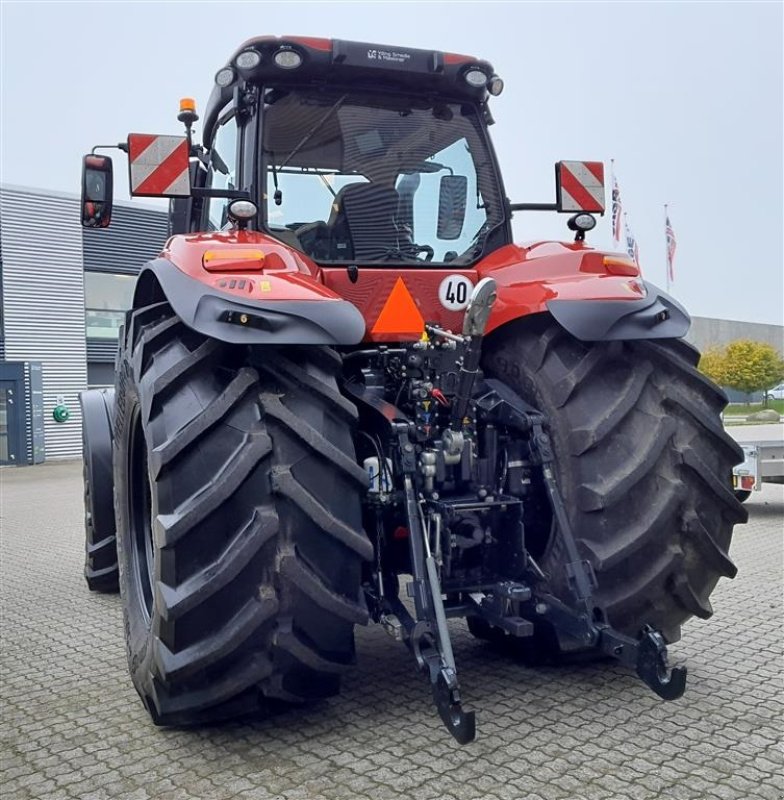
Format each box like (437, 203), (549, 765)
(81, 155), (113, 228)
(555, 161), (605, 213)
(437, 175), (468, 240)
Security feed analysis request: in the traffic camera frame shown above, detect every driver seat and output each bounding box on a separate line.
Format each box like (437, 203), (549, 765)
(328, 183), (401, 261)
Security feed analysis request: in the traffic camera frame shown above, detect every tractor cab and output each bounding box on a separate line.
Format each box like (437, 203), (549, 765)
(82, 36), (603, 268)
(197, 37), (512, 267)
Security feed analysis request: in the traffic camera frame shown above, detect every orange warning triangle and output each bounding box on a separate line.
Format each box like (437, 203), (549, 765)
(371, 277), (425, 336)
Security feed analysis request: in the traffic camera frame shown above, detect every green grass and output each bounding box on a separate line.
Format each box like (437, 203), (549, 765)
(725, 398), (784, 416)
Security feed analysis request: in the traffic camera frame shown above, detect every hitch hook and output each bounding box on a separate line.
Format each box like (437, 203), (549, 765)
(433, 668), (476, 745)
(635, 625), (687, 701)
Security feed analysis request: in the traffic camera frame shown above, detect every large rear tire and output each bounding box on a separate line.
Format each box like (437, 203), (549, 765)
(114, 303), (371, 725)
(483, 316), (747, 647)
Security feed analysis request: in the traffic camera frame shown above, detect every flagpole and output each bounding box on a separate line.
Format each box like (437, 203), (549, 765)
(664, 203), (670, 294)
(610, 158), (615, 247)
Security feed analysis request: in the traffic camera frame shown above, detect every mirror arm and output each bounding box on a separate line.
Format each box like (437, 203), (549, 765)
(190, 188), (251, 200)
(91, 143), (128, 155)
(508, 202), (558, 212)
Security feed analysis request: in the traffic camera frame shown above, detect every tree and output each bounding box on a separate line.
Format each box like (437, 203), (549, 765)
(699, 339), (784, 402)
(698, 346), (727, 386)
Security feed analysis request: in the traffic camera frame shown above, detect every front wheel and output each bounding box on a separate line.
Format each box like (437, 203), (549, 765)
(114, 303), (372, 725)
(81, 389), (118, 593)
(483, 316), (747, 647)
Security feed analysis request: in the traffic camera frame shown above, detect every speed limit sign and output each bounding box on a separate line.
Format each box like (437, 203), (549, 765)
(438, 275), (474, 310)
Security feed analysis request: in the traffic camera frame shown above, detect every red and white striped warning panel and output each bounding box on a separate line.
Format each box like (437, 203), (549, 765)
(557, 161), (605, 213)
(128, 134), (190, 197)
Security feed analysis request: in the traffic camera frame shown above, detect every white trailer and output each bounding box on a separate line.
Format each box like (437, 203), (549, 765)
(729, 424), (784, 501)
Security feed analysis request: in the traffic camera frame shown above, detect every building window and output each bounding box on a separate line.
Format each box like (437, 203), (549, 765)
(85, 272), (136, 339)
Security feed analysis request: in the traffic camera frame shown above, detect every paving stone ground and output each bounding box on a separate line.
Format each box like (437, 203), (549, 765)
(1, 460), (782, 800)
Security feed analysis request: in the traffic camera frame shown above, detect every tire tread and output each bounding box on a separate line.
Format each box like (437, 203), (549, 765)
(484, 316), (745, 642)
(115, 307), (370, 724)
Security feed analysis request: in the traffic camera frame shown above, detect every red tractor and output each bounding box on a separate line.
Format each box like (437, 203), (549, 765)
(79, 37), (746, 743)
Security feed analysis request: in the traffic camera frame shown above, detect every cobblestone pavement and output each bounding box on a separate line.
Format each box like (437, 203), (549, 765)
(1, 461), (782, 800)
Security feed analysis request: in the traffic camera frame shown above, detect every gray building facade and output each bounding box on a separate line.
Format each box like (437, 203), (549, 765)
(685, 316), (784, 354)
(0, 185), (167, 463)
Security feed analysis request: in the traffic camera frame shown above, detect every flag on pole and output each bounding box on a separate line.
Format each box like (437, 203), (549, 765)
(611, 165), (623, 245)
(665, 214), (677, 283)
(624, 213), (640, 266)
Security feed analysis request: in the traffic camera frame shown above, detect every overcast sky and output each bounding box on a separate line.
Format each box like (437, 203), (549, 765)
(1, 1), (782, 326)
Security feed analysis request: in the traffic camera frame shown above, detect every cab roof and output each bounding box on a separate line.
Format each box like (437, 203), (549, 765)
(203, 36), (497, 145)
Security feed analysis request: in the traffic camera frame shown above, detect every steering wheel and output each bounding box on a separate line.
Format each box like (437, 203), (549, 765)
(384, 243), (435, 263)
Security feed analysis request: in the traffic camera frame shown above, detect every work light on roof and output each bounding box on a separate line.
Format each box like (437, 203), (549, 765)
(464, 68), (488, 88)
(215, 67), (235, 88)
(273, 48), (303, 69)
(235, 49), (262, 70)
(488, 76), (504, 96)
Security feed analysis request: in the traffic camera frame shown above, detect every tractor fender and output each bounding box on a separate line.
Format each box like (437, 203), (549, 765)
(546, 281), (690, 341)
(134, 257), (366, 346)
(479, 243), (689, 342)
(79, 388), (115, 537)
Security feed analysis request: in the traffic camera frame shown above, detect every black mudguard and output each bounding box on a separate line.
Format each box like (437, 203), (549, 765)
(134, 258), (366, 346)
(79, 388), (115, 539)
(546, 281), (690, 342)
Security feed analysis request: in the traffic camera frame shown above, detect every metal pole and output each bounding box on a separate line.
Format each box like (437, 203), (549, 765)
(610, 159), (615, 247)
(664, 203), (670, 294)
(610, 159), (617, 247)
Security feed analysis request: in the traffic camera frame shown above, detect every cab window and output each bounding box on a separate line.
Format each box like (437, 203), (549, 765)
(260, 88), (504, 265)
(206, 112), (239, 230)
(395, 138), (488, 263)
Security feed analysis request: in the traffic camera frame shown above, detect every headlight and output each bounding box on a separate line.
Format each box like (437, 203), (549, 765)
(235, 49), (262, 70)
(571, 213), (597, 231)
(488, 76), (504, 96)
(215, 67), (235, 88)
(227, 199), (258, 222)
(463, 68), (488, 88)
(273, 48), (303, 69)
